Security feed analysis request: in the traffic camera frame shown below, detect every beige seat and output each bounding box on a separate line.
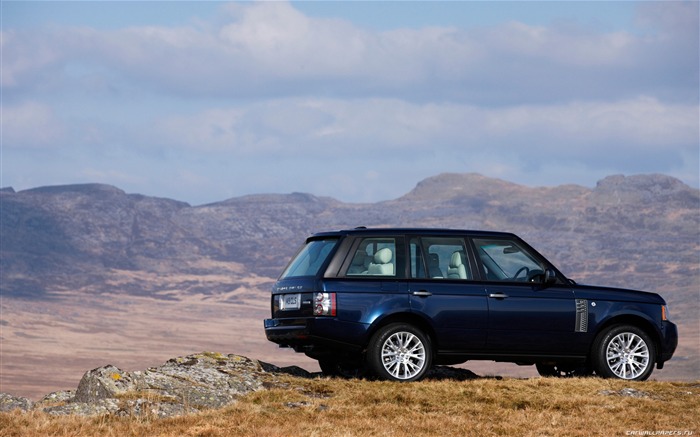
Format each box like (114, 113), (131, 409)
(447, 251), (467, 279)
(367, 248), (394, 276)
(347, 250), (368, 275)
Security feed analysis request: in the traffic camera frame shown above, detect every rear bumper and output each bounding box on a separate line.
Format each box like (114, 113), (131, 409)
(264, 318), (311, 343)
(264, 317), (369, 351)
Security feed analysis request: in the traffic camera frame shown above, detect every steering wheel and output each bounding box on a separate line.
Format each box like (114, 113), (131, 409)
(513, 266), (530, 280)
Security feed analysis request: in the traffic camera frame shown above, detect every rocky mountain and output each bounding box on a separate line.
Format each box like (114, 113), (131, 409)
(1, 173), (697, 305)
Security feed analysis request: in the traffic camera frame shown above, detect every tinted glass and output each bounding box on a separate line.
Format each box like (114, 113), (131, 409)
(280, 238), (338, 278)
(346, 237), (397, 276)
(411, 237), (471, 280)
(473, 238), (544, 282)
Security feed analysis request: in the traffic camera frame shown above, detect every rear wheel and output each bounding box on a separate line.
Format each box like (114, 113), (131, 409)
(593, 325), (656, 381)
(367, 323), (432, 382)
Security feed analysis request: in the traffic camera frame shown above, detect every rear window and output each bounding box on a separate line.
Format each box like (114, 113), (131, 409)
(280, 238), (339, 279)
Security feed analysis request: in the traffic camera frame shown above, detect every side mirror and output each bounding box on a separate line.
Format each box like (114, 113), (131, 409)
(544, 269), (557, 285)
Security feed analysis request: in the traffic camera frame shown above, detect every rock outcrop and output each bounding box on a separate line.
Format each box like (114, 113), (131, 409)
(0, 352), (308, 417)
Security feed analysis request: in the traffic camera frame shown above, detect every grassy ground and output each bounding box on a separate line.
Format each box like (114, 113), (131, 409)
(2, 376), (699, 437)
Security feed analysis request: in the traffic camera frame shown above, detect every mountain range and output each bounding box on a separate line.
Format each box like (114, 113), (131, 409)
(2, 172), (697, 302)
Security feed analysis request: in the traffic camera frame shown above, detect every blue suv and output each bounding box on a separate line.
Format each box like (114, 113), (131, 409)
(263, 228), (678, 381)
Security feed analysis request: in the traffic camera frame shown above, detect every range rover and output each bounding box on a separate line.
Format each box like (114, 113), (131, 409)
(263, 228), (678, 381)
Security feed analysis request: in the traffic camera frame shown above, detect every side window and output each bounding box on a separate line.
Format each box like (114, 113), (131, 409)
(346, 238), (397, 277)
(414, 237), (472, 280)
(473, 238), (545, 282)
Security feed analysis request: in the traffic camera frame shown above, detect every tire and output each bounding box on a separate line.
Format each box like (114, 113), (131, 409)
(593, 325), (656, 381)
(367, 323), (432, 382)
(536, 362), (593, 378)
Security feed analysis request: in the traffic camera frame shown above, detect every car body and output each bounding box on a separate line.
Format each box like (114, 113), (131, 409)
(263, 228), (678, 381)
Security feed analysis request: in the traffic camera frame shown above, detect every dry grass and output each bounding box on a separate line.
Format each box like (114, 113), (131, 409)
(2, 376), (699, 437)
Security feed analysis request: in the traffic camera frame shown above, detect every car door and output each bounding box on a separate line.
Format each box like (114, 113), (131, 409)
(407, 236), (488, 351)
(335, 235), (409, 327)
(472, 237), (578, 354)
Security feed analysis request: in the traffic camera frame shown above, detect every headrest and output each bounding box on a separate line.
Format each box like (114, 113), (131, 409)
(374, 248), (393, 264)
(450, 251), (463, 268)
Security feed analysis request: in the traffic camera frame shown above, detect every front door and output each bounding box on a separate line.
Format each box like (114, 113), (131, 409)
(472, 237), (578, 354)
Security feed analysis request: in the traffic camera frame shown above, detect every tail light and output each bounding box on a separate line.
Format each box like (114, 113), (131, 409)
(314, 292), (336, 316)
(662, 305), (669, 321)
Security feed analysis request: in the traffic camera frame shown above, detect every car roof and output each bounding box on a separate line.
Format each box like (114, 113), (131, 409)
(309, 227), (518, 239)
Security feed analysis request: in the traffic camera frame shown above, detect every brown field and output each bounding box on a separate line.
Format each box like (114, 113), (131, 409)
(1, 275), (698, 401)
(0, 284), (306, 400)
(1, 376), (699, 437)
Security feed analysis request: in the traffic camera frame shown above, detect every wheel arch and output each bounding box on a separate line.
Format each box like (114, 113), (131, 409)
(365, 312), (437, 354)
(591, 314), (662, 361)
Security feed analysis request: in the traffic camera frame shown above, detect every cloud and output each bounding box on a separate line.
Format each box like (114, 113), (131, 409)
(2, 101), (66, 148)
(4, 2), (695, 103)
(145, 96), (697, 168)
(1, 1), (697, 203)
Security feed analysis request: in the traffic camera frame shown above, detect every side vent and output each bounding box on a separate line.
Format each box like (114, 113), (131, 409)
(575, 299), (589, 333)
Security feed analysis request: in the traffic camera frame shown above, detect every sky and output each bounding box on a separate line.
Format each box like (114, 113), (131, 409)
(2, 1), (699, 205)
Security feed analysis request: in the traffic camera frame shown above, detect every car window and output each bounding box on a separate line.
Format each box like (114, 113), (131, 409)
(280, 238), (339, 278)
(346, 237), (397, 277)
(473, 238), (545, 282)
(410, 237), (471, 280)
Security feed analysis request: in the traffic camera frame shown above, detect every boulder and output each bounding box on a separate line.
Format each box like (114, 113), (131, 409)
(0, 352), (281, 418)
(0, 393), (33, 412)
(74, 365), (137, 403)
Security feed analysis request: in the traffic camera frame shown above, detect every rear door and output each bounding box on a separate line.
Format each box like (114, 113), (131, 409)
(407, 236), (488, 350)
(334, 235), (409, 326)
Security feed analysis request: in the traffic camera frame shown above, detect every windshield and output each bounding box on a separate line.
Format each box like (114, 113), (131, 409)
(280, 238), (339, 279)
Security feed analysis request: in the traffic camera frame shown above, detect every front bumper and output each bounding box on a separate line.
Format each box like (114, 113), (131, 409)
(659, 320), (678, 364)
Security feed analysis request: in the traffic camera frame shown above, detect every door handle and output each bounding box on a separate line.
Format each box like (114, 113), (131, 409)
(488, 293), (509, 299)
(412, 291), (432, 297)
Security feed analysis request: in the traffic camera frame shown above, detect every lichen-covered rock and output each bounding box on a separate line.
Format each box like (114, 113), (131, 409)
(133, 352), (267, 410)
(40, 390), (76, 404)
(74, 365), (137, 403)
(0, 393), (33, 412)
(44, 398), (120, 416)
(39, 352), (272, 417)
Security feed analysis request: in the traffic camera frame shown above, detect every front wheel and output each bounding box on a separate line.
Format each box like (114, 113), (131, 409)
(367, 323), (432, 382)
(593, 325), (656, 381)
